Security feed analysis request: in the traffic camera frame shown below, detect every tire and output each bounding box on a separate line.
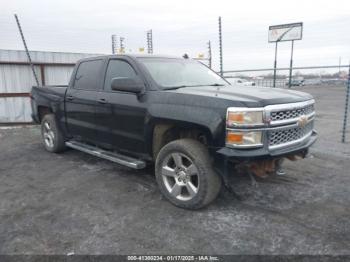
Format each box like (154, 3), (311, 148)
(41, 114), (66, 153)
(155, 138), (222, 209)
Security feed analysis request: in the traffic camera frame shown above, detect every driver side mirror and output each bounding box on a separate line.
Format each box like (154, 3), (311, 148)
(111, 76), (144, 93)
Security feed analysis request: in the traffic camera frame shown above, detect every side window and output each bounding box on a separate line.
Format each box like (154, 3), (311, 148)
(104, 60), (137, 90)
(74, 60), (103, 90)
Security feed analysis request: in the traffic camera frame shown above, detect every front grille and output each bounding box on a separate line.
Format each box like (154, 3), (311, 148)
(271, 104), (314, 122)
(269, 121), (313, 148)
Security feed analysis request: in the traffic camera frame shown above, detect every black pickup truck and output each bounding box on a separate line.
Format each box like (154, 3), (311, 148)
(31, 55), (317, 209)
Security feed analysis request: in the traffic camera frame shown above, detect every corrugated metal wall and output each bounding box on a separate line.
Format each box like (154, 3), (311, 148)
(44, 66), (74, 85)
(0, 97), (32, 122)
(0, 49), (99, 63)
(0, 65), (42, 93)
(0, 49), (102, 123)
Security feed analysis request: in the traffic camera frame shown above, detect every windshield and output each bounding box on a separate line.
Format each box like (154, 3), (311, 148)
(139, 58), (228, 89)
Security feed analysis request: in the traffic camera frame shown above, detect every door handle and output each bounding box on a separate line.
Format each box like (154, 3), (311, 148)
(66, 95), (75, 101)
(98, 98), (108, 104)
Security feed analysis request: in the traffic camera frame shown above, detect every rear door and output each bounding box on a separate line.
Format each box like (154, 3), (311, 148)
(95, 58), (148, 155)
(65, 59), (104, 143)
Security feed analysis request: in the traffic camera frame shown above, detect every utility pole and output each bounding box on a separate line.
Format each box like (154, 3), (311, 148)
(147, 30), (153, 54)
(342, 64), (350, 143)
(339, 57), (342, 75)
(119, 37), (125, 53)
(208, 41), (212, 69)
(273, 41), (279, 88)
(14, 14), (40, 87)
(112, 34), (117, 54)
(288, 40), (294, 88)
(218, 16), (223, 76)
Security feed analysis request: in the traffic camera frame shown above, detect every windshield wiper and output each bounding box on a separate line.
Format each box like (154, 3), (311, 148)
(207, 83), (225, 86)
(162, 85), (189, 90)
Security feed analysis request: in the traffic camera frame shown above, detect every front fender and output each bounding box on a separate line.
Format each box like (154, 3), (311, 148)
(147, 103), (224, 138)
(144, 103), (226, 158)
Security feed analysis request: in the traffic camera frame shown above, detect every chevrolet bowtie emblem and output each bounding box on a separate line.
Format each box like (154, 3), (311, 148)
(297, 115), (308, 127)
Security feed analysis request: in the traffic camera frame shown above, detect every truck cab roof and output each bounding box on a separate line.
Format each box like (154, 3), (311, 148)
(78, 54), (183, 63)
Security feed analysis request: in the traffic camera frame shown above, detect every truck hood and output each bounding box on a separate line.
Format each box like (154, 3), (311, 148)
(168, 85), (313, 107)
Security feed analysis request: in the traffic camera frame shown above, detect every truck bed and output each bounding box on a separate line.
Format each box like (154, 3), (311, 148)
(32, 85), (67, 98)
(30, 85), (68, 123)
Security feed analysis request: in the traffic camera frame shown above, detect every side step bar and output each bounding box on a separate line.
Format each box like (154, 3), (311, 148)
(65, 141), (146, 169)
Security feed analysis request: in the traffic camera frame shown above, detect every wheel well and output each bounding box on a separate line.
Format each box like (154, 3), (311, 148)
(152, 122), (212, 160)
(38, 106), (52, 122)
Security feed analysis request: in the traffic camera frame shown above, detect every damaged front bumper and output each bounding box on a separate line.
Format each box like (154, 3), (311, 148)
(216, 130), (317, 160)
(216, 130), (317, 177)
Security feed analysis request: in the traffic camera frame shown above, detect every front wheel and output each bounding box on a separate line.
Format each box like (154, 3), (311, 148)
(41, 114), (66, 153)
(155, 139), (221, 209)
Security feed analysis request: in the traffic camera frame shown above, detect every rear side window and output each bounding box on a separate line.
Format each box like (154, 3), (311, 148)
(104, 60), (137, 90)
(74, 60), (103, 90)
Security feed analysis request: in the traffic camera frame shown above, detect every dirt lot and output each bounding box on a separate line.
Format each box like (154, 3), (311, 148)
(0, 85), (349, 255)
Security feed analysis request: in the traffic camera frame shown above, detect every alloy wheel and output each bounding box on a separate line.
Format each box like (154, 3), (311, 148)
(161, 152), (200, 201)
(43, 121), (55, 148)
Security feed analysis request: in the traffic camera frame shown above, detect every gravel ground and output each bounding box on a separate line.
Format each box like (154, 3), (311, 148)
(0, 85), (349, 255)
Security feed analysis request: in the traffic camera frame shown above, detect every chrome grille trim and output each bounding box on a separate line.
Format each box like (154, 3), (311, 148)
(225, 99), (316, 150)
(270, 104), (314, 121)
(265, 99), (315, 126)
(268, 121), (314, 150)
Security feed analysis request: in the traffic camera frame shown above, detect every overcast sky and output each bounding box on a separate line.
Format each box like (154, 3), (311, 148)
(1, 0), (350, 72)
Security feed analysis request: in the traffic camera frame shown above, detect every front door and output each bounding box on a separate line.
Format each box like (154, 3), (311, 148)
(95, 59), (148, 155)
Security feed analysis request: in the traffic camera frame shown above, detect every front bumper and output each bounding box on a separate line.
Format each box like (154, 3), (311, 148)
(216, 130), (317, 160)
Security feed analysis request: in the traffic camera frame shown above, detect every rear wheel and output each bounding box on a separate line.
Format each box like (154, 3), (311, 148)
(155, 139), (221, 209)
(41, 114), (66, 153)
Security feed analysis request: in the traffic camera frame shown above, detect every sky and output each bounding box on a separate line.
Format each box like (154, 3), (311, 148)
(1, 0), (350, 73)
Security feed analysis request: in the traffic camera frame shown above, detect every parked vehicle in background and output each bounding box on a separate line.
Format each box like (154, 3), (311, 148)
(226, 77), (256, 86)
(30, 55), (317, 209)
(286, 78), (305, 87)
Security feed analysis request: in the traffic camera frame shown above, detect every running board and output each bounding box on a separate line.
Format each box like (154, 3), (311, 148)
(65, 141), (146, 169)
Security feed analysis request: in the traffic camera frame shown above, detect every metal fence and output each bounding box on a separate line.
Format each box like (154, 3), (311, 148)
(223, 65), (349, 88)
(0, 49), (100, 124)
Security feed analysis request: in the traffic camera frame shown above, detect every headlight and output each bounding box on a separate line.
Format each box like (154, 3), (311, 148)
(226, 109), (264, 127)
(226, 107), (264, 148)
(226, 130), (263, 147)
